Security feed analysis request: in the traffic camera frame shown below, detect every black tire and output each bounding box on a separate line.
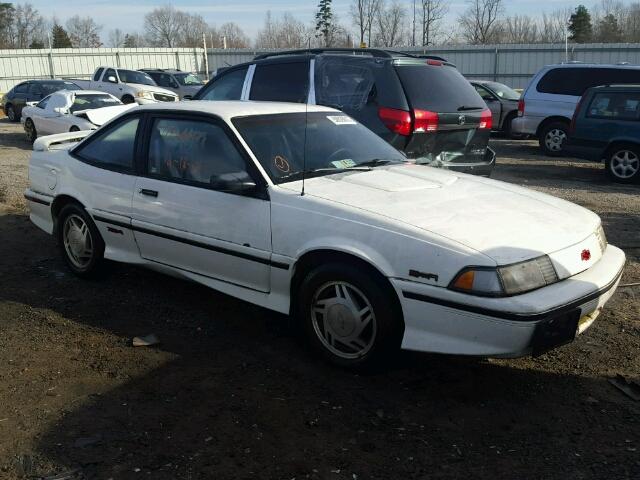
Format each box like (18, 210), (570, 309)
(69, 125), (80, 132)
(24, 118), (37, 143)
(605, 144), (640, 184)
(539, 121), (569, 156)
(56, 203), (106, 278)
(5, 104), (17, 122)
(121, 95), (135, 104)
(296, 262), (403, 370)
(502, 113), (517, 138)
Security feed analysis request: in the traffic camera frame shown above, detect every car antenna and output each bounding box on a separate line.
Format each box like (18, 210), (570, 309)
(301, 100), (308, 196)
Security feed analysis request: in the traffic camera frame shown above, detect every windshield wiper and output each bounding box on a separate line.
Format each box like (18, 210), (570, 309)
(457, 105), (485, 111)
(355, 158), (405, 167)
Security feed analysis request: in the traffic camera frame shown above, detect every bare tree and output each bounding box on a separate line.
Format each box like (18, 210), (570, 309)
(144, 5), (185, 47)
(374, 0), (406, 47)
(421, 0), (447, 46)
(255, 12), (310, 49)
(458, 0), (503, 44)
(13, 3), (45, 48)
(218, 22), (250, 48)
(501, 15), (538, 43)
(350, 0), (380, 46)
(539, 8), (571, 43)
(180, 12), (209, 47)
(66, 15), (102, 47)
(108, 28), (125, 47)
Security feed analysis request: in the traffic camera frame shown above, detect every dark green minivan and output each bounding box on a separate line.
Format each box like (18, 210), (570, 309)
(567, 84), (640, 183)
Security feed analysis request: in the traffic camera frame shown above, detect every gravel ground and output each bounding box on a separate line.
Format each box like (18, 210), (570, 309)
(0, 118), (638, 480)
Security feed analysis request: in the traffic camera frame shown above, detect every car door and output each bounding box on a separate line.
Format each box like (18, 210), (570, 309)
(100, 68), (119, 97)
(38, 93), (67, 135)
(68, 114), (142, 260)
(131, 113), (273, 293)
(30, 95), (55, 135)
(474, 84), (501, 127)
(12, 82), (30, 116)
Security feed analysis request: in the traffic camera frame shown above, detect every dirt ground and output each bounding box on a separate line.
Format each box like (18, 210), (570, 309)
(0, 118), (638, 480)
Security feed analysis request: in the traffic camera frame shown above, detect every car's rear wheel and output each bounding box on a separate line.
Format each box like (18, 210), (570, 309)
(57, 203), (105, 278)
(24, 118), (37, 143)
(297, 263), (403, 370)
(605, 145), (640, 183)
(5, 104), (17, 122)
(69, 125), (80, 132)
(540, 121), (569, 156)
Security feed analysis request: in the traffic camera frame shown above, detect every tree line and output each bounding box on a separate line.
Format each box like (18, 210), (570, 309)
(0, 0), (639, 50)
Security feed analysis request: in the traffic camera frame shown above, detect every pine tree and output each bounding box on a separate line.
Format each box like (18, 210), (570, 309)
(569, 5), (593, 43)
(52, 23), (72, 48)
(597, 14), (622, 43)
(123, 34), (137, 48)
(315, 0), (334, 47)
(29, 39), (45, 49)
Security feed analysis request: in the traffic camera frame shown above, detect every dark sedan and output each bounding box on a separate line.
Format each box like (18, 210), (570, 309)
(471, 80), (521, 137)
(2, 79), (81, 122)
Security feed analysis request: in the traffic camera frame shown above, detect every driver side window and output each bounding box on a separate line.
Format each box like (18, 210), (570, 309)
(147, 117), (250, 191)
(36, 95), (51, 109)
(474, 85), (495, 101)
(104, 68), (117, 83)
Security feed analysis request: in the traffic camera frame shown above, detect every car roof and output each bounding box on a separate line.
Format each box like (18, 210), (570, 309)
(542, 63), (640, 70)
(592, 83), (640, 89)
(135, 100), (337, 121)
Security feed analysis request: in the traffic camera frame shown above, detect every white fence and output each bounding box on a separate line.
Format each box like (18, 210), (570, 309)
(3, 43), (640, 92)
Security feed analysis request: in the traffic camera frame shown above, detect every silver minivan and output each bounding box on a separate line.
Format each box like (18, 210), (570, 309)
(512, 63), (640, 156)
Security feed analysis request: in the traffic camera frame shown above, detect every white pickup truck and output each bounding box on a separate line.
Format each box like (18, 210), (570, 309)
(69, 66), (179, 105)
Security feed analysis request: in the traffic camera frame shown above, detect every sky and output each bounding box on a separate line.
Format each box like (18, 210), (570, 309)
(28, 0), (587, 42)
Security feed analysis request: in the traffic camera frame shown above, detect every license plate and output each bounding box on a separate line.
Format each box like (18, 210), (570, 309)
(531, 309), (580, 356)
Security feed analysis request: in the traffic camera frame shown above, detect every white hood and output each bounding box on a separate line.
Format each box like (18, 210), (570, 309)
(73, 104), (137, 126)
(292, 164), (600, 265)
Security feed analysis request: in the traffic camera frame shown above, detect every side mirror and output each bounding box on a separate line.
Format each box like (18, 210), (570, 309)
(211, 175), (257, 193)
(25, 101), (38, 107)
(107, 76), (117, 83)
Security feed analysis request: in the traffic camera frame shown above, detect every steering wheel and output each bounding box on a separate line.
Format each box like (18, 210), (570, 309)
(327, 148), (353, 165)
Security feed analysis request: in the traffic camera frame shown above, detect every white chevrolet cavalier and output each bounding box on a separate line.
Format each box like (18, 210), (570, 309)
(25, 101), (626, 368)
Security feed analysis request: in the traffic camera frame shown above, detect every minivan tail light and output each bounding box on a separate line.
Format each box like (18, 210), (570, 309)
(413, 109), (439, 132)
(518, 98), (525, 117)
(479, 108), (492, 130)
(378, 107), (412, 136)
(426, 59), (443, 66)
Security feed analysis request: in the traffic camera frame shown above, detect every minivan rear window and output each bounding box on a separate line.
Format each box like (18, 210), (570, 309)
(395, 65), (485, 112)
(537, 67), (640, 96)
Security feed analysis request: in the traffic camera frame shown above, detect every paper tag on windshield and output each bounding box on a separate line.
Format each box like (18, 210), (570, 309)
(327, 115), (357, 125)
(331, 159), (356, 169)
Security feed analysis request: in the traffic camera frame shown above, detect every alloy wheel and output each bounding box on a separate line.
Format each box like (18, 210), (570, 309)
(610, 150), (640, 180)
(6, 105), (15, 121)
(310, 281), (377, 359)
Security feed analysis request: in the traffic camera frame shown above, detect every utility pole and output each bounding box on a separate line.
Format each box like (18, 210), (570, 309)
(412, 0), (416, 47)
(203, 33), (209, 81)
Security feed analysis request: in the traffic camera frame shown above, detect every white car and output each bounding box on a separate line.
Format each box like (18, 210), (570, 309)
(24, 101), (626, 369)
(21, 90), (136, 142)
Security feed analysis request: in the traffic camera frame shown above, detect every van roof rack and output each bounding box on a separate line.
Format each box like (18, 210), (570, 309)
(253, 48), (437, 60)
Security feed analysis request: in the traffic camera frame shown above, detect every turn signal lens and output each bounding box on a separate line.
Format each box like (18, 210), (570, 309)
(378, 107), (412, 136)
(453, 270), (475, 290)
(479, 108), (493, 130)
(451, 269), (502, 295)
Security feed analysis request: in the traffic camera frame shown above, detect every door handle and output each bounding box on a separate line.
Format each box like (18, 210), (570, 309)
(139, 188), (158, 197)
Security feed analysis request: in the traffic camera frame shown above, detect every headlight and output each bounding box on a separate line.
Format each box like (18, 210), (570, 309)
(450, 255), (558, 297)
(135, 91), (154, 100)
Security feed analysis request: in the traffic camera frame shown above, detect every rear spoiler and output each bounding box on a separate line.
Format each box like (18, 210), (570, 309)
(33, 131), (92, 152)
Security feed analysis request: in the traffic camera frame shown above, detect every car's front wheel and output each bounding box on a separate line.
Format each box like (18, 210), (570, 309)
(24, 118), (37, 143)
(121, 95), (135, 104)
(5, 104), (17, 122)
(57, 203), (105, 278)
(606, 145), (640, 183)
(297, 263), (403, 370)
(540, 121), (569, 156)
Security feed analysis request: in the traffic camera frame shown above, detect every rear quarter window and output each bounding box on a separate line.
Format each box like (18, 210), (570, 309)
(587, 91), (640, 120)
(395, 65), (485, 112)
(250, 61), (309, 103)
(537, 67), (640, 96)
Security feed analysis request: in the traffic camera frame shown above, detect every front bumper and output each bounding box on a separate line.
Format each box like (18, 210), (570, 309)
(438, 147), (496, 177)
(393, 244), (625, 357)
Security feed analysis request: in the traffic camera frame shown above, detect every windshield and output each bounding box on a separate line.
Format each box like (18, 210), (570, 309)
(175, 73), (204, 86)
(42, 82), (80, 95)
(233, 112), (406, 184)
(118, 70), (155, 86)
(69, 94), (122, 113)
(484, 81), (521, 101)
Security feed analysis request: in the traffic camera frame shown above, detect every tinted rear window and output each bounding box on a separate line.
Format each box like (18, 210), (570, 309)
(537, 67), (640, 96)
(586, 91), (640, 120)
(396, 65), (485, 112)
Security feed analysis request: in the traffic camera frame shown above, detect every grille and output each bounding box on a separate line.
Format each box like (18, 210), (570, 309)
(153, 93), (177, 102)
(535, 256), (559, 284)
